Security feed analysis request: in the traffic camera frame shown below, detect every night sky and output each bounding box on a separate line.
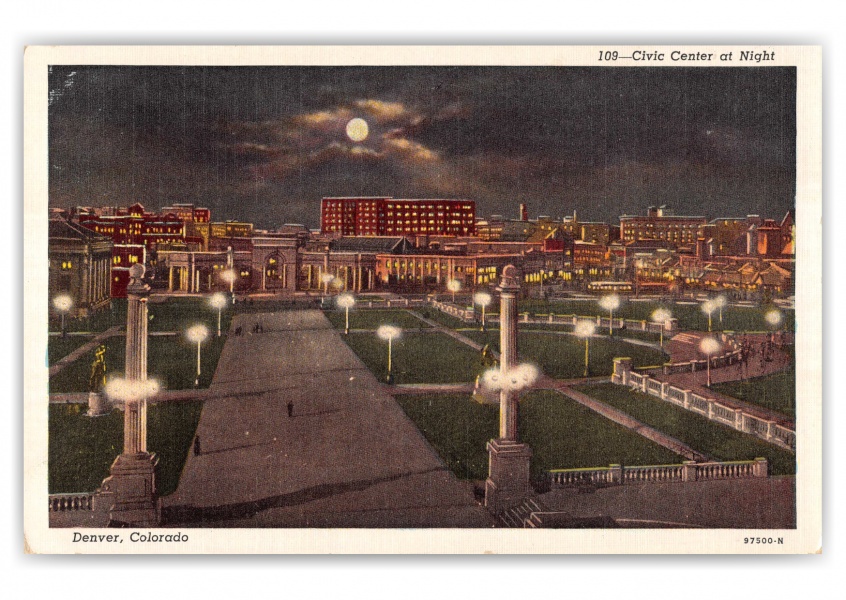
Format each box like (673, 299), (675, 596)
(48, 66), (796, 229)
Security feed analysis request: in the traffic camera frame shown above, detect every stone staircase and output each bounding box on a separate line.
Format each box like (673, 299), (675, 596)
(498, 497), (547, 528)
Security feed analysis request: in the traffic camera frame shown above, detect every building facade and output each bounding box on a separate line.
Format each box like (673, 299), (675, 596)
(620, 205), (707, 247)
(321, 197), (476, 237)
(48, 219), (113, 316)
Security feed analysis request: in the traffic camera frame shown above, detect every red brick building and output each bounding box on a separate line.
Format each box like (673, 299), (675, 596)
(321, 197), (476, 237)
(75, 202), (205, 296)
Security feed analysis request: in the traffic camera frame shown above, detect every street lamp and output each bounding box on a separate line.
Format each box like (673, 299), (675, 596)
(598, 294), (621, 336)
(104, 377), (161, 406)
(376, 325), (401, 384)
(208, 292), (227, 337)
(651, 308), (673, 349)
(574, 320), (597, 377)
(186, 324), (209, 387)
(321, 273), (335, 298)
(699, 336), (721, 387)
(53, 294), (73, 337)
(337, 293), (355, 335)
(447, 279), (462, 304)
(474, 291), (492, 331)
(221, 268), (237, 303)
(765, 308), (783, 328)
(715, 295), (727, 324)
(480, 363), (540, 396)
(700, 299), (717, 332)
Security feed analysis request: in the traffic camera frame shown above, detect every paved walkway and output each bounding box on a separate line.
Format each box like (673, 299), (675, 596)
(659, 331), (795, 427)
(162, 310), (494, 528)
(538, 476), (795, 529)
(48, 326), (123, 377)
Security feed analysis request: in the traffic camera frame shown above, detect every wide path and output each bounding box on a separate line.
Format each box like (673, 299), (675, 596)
(162, 310), (494, 528)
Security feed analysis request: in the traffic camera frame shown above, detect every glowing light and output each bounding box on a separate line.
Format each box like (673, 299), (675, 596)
(186, 324), (210, 344)
(474, 292), (492, 307)
(447, 279), (462, 293)
(699, 337), (721, 356)
(53, 294), (73, 312)
(208, 292), (227, 310)
(481, 364), (540, 393)
(651, 308), (673, 325)
(346, 118), (369, 142)
(765, 309), (783, 326)
(377, 325), (401, 341)
(701, 299), (717, 315)
(104, 377), (160, 403)
(574, 320), (596, 338)
(599, 294), (621, 312)
(221, 269), (237, 284)
(337, 293), (355, 309)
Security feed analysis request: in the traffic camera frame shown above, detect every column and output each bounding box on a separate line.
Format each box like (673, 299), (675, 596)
(168, 266), (174, 292)
(485, 265), (533, 513)
(98, 264), (159, 526)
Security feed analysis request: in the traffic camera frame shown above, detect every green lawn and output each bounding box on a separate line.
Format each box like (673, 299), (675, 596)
(50, 299), (127, 333)
(342, 331), (483, 384)
(148, 297), (235, 333)
(462, 330), (668, 379)
(49, 400), (203, 495)
(323, 308), (430, 331)
(574, 383), (795, 475)
(712, 367), (796, 418)
(50, 334), (227, 393)
(47, 335), (95, 366)
(518, 299), (794, 333)
(395, 391), (682, 481)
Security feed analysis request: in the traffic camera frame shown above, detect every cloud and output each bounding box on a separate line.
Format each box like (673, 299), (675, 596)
(353, 99), (410, 123)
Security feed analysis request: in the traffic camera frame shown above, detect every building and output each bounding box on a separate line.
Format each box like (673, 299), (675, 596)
(75, 202), (206, 297)
(48, 219), (113, 316)
(619, 205), (707, 247)
(321, 197), (476, 237)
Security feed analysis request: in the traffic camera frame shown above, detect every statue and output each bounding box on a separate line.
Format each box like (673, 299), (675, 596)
(480, 344), (499, 368)
(89, 344), (107, 394)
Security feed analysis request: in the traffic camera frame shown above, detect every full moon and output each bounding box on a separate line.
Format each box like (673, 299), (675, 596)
(346, 118), (369, 142)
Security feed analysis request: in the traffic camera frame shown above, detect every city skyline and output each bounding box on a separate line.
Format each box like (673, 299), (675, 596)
(49, 66), (796, 229)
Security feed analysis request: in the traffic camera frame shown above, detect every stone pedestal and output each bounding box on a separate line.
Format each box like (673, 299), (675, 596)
(99, 453), (160, 527)
(86, 392), (110, 417)
(484, 439), (533, 512)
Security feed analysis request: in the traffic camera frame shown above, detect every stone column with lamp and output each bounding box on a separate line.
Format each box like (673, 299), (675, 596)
(484, 265), (534, 513)
(96, 264), (160, 526)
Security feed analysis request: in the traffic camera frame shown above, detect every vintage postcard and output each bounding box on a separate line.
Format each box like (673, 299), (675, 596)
(23, 45), (821, 554)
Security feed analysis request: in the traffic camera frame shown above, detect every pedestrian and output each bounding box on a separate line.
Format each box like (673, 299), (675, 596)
(287, 401), (294, 418)
(193, 435), (201, 456)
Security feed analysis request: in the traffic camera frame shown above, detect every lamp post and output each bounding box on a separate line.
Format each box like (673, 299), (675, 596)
(377, 325), (401, 384)
(539, 269), (544, 297)
(715, 295), (727, 325)
(474, 291), (492, 332)
(337, 293), (355, 335)
(599, 294), (621, 336)
(447, 279), (461, 304)
(208, 292), (227, 337)
(321, 273), (335, 298)
(221, 268), (237, 303)
(186, 324), (209, 387)
(701, 299), (717, 332)
(699, 336), (721, 387)
(651, 308), (673, 349)
(574, 320), (597, 377)
(53, 294), (73, 337)
(765, 308), (783, 329)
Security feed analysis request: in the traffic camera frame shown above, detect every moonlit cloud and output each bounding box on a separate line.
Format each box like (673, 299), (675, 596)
(48, 67), (796, 228)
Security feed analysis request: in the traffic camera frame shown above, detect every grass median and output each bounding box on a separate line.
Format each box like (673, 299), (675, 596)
(461, 329), (668, 379)
(395, 391), (682, 481)
(711, 366), (795, 419)
(573, 383), (795, 475)
(323, 308), (431, 331)
(48, 400), (203, 495)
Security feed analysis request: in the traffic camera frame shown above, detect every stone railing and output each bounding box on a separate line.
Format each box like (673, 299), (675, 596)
(49, 492), (94, 512)
(428, 301), (676, 335)
(654, 332), (743, 375)
(548, 458), (768, 490)
(430, 300), (476, 322)
(611, 357), (795, 451)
